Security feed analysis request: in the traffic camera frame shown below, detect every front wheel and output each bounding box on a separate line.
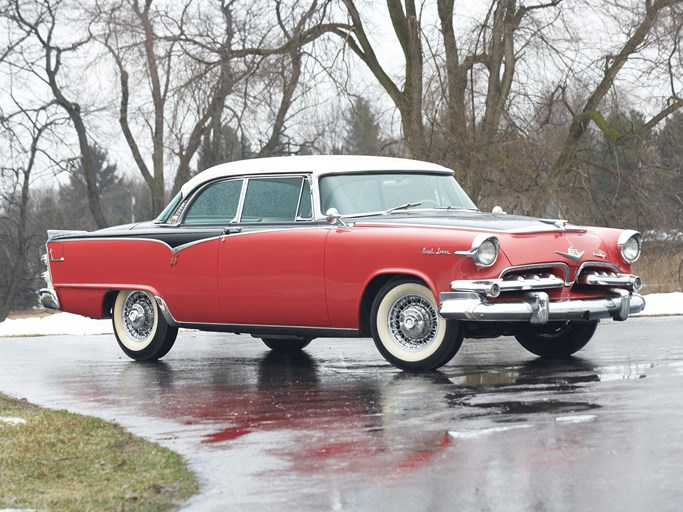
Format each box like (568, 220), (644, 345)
(514, 320), (599, 358)
(113, 290), (178, 361)
(370, 279), (463, 371)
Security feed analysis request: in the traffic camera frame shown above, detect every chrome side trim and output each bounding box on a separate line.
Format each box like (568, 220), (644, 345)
(47, 229), (88, 241)
(352, 221), (587, 235)
(153, 296), (358, 336)
(171, 236), (221, 254)
(45, 225), (331, 256)
(439, 290), (645, 324)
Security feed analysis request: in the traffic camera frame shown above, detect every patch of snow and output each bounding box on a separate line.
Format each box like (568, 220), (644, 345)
(0, 312), (112, 337)
(0, 416), (27, 426)
(0, 292), (680, 338)
(632, 292), (683, 317)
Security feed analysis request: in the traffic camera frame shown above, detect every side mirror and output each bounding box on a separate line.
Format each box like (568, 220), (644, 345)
(325, 208), (349, 228)
(325, 208), (342, 225)
(492, 206), (506, 215)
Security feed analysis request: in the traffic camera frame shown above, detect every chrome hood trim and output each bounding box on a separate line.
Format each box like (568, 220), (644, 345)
(353, 211), (587, 234)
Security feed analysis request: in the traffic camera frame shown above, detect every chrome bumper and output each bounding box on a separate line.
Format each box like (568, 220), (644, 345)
(439, 289), (645, 325)
(38, 288), (61, 310)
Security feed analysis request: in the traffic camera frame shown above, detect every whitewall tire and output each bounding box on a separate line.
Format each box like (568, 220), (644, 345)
(112, 290), (178, 361)
(370, 279), (462, 371)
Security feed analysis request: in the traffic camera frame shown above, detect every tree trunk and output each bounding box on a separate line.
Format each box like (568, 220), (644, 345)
(46, 47), (108, 228)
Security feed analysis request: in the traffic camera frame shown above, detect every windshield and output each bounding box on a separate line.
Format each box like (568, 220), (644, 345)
(319, 172), (476, 216)
(154, 192), (183, 223)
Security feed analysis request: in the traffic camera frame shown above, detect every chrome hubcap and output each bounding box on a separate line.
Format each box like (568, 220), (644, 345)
(122, 291), (155, 342)
(388, 295), (438, 351)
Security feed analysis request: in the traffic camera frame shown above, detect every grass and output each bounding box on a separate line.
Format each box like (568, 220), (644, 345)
(634, 241), (683, 294)
(7, 309), (56, 319)
(0, 393), (198, 511)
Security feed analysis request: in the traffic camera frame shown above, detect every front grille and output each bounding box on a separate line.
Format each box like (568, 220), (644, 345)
(577, 265), (641, 289)
(501, 265), (569, 285)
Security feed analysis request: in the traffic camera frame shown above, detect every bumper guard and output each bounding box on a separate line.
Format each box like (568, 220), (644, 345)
(440, 289), (645, 324)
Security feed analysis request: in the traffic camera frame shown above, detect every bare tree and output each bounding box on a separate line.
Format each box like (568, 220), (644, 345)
(0, 102), (65, 321)
(329, 0), (683, 223)
(93, 0), (344, 215)
(332, 1), (562, 160)
(554, 0), (683, 172)
(2, 0), (109, 228)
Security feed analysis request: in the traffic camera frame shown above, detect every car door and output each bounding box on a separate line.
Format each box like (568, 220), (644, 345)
(217, 175), (330, 327)
(158, 177), (243, 324)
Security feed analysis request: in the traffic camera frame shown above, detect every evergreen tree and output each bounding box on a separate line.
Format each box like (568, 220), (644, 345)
(198, 124), (253, 172)
(69, 144), (119, 195)
(657, 112), (683, 225)
(57, 145), (124, 230)
(343, 97), (383, 155)
(658, 112), (683, 175)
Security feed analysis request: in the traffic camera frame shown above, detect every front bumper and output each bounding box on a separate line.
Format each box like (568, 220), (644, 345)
(440, 289), (645, 325)
(38, 288), (61, 310)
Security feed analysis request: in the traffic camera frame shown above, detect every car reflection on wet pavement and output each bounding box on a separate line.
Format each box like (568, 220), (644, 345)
(1, 316), (682, 511)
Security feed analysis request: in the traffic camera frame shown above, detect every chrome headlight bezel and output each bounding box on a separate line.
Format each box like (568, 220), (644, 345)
(456, 234), (500, 268)
(618, 230), (642, 264)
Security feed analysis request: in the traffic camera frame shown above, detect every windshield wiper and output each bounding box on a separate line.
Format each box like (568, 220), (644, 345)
(386, 202), (422, 213)
(434, 205), (480, 212)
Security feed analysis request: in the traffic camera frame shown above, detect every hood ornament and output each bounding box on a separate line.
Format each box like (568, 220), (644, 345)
(555, 246), (584, 263)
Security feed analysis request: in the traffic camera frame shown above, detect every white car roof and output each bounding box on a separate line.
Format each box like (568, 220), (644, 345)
(180, 155), (453, 197)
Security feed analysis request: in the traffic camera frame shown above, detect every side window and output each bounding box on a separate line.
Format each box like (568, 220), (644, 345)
(241, 177), (304, 223)
(297, 179), (313, 220)
(183, 179), (242, 225)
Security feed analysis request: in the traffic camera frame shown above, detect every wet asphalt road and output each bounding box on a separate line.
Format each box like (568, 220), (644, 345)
(1, 316), (683, 511)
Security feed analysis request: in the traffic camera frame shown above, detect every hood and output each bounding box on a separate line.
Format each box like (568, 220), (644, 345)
(355, 210), (612, 267)
(500, 230), (610, 267)
(354, 210), (582, 235)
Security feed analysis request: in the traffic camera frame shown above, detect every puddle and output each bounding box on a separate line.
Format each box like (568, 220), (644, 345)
(555, 414), (597, 423)
(464, 399), (600, 416)
(448, 424), (533, 439)
(596, 363), (651, 381)
(449, 361), (601, 389)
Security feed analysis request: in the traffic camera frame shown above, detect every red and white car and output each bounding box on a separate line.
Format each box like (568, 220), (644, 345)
(39, 155), (645, 371)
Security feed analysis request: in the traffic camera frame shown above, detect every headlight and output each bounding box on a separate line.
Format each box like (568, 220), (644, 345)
(618, 231), (641, 264)
(456, 234), (500, 267)
(475, 239), (499, 267)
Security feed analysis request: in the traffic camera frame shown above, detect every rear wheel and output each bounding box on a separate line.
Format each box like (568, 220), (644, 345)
(113, 290), (178, 361)
(370, 279), (462, 371)
(261, 337), (312, 353)
(514, 320), (598, 358)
